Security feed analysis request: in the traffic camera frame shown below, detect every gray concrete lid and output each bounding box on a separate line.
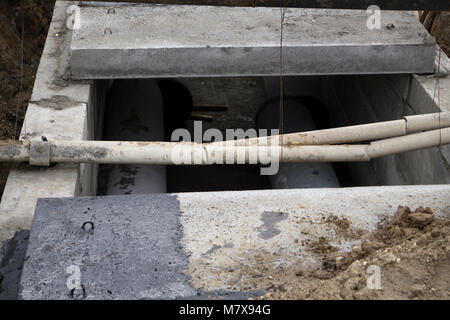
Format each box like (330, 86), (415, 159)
(70, 5), (436, 78)
(19, 194), (199, 300)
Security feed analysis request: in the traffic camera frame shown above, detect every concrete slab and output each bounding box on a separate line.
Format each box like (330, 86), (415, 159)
(19, 194), (262, 299)
(19, 185), (450, 298)
(70, 4), (436, 79)
(19, 194), (198, 299)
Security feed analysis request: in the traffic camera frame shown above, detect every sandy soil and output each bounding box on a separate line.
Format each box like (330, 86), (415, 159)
(255, 206), (450, 300)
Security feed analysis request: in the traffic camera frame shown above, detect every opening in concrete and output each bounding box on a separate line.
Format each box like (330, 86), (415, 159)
(95, 75), (449, 196)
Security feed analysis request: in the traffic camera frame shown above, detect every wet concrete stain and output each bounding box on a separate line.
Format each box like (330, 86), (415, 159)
(201, 242), (234, 258)
(120, 108), (149, 134)
(257, 211), (289, 239)
(30, 95), (84, 110)
(113, 165), (138, 193)
(0, 230), (30, 300)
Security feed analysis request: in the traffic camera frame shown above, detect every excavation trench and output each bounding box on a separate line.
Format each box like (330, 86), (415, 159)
(92, 75), (450, 195)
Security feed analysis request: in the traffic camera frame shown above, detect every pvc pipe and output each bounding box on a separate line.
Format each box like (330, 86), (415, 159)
(31, 140), (368, 164)
(212, 111), (450, 147)
(405, 112), (450, 132)
(256, 96), (340, 188)
(0, 140), (29, 162)
(1, 128), (449, 165)
(368, 127), (450, 158)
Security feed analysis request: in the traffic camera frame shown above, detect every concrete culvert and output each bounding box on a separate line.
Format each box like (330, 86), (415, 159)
(157, 79), (194, 141)
(100, 79), (166, 195)
(256, 95), (340, 189)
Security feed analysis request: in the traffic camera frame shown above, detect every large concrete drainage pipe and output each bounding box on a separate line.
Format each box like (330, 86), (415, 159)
(102, 79), (166, 195)
(256, 96), (340, 188)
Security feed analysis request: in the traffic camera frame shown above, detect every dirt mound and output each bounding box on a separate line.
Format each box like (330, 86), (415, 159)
(257, 206), (450, 300)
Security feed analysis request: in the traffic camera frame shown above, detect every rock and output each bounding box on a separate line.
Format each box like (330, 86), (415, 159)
(391, 206), (434, 229)
(348, 260), (363, 276)
(351, 245), (362, 258)
(431, 228), (441, 238)
(295, 270), (303, 277)
(391, 206), (411, 226)
(408, 212), (434, 228)
(362, 240), (383, 254)
(277, 284), (287, 292)
(380, 252), (397, 264)
(335, 256), (345, 268)
(408, 284), (426, 298)
(402, 228), (418, 239)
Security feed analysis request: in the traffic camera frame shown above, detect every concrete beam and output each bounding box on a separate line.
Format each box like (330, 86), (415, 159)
(70, 5), (436, 79)
(19, 185), (450, 299)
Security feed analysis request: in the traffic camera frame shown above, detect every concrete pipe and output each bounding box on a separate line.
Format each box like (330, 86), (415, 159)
(101, 79), (166, 195)
(256, 96), (340, 189)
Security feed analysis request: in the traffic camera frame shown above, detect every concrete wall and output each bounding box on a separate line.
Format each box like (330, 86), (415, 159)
(264, 58), (450, 187)
(0, 1), (95, 244)
(321, 52), (450, 186)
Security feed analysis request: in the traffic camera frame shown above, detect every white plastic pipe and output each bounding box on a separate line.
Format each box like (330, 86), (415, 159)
(405, 112), (450, 132)
(212, 112), (450, 147)
(368, 127), (450, 158)
(1, 128), (449, 166)
(40, 140), (370, 164)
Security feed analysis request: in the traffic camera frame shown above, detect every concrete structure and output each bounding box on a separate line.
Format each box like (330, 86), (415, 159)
(0, 1), (98, 244)
(256, 97), (341, 188)
(19, 185), (450, 298)
(75, 1), (449, 10)
(0, 1), (449, 299)
(102, 79), (167, 195)
(71, 4), (436, 78)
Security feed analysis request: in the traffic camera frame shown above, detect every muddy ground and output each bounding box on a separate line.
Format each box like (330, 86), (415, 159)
(0, 1), (449, 300)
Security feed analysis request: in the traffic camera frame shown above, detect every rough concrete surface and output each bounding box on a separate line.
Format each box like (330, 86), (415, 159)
(71, 5), (436, 78)
(0, 230), (29, 300)
(19, 194), (197, 299)
(18, 185), (450, 299)
(0, 1), (93, 245)
(19, 193), (265, 300)
(178, 185), (450, 292)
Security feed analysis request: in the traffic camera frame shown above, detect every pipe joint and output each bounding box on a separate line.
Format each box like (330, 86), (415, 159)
(30, 140), (51, 166)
